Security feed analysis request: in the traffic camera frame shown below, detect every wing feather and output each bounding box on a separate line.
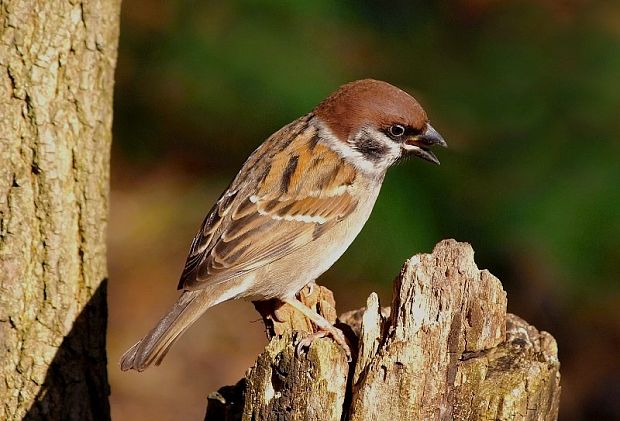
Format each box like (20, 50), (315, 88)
(178, 117), (359, 291)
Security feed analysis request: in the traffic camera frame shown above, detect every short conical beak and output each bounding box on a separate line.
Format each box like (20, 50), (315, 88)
(403, 123), (448, 165)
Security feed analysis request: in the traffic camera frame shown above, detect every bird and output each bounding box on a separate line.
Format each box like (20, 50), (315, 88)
(120, 79), (447, 371)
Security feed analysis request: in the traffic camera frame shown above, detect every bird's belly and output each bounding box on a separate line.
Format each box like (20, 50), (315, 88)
(242, 196), (377, 301)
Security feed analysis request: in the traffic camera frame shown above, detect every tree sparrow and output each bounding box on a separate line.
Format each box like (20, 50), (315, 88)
(120, 79), (447, 371)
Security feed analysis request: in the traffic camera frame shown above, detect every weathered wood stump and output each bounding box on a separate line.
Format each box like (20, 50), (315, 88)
(205, 239), (561, 421)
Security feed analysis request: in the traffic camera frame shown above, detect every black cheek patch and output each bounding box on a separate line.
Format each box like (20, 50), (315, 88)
(354, 136), (389, 162)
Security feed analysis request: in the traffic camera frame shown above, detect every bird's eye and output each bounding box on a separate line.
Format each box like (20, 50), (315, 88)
(388, 124), (406, 138)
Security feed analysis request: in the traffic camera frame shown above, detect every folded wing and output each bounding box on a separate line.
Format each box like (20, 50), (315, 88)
(178, 121), (359, 290)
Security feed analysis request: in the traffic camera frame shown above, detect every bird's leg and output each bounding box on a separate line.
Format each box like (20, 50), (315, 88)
(302, 280), (316, 296)
(282, 296), (352, 362)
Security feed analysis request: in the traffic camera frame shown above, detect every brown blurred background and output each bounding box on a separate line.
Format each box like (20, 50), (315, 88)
(107, 1), (620, 420)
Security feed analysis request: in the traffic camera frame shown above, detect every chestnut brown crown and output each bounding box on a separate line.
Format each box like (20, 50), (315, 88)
(314, 79), (446, 167)
(314, 79), (427, 142)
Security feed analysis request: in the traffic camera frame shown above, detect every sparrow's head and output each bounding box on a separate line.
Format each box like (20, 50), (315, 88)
(314, 79), (447, 171)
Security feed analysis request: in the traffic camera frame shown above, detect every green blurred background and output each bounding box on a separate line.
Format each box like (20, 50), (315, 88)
(107, 1), (620, 420)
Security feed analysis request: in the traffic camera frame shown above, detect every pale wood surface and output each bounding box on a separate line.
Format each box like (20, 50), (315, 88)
(205, 240), (560, 421)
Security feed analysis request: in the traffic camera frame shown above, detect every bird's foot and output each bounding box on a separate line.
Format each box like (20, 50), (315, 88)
(283, 295), (353, 362)
(295, 324), (352, 362)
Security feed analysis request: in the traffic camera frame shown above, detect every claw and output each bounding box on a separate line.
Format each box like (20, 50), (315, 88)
(283, 296), (353, 362)
(304, 281), (316, 296)
(294, 328), (352, 362)
(295, 331), (327, 356)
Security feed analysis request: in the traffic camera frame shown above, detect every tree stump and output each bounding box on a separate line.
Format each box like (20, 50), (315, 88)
(204, 240), (561, 421)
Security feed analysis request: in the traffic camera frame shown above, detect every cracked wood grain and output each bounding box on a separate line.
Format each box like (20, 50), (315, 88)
(205, 240), (561, 421)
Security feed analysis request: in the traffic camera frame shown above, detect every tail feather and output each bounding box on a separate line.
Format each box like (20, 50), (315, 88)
(120, 290), (213, 371)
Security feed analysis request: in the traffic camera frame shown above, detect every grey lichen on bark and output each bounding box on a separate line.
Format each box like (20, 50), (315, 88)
(205, 240), (561, 421)
(0, 1), (121, 420)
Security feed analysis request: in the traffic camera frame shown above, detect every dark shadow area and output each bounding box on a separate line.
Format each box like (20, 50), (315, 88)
(204, 378), (246, 421)
(25, 280), (110, 421)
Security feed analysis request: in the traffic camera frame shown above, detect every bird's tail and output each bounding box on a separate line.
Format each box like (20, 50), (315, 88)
(119, 290), (215, 371)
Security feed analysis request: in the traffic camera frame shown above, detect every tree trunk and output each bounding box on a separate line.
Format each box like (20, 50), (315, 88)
(205, 240), (561, 421)
(0, 1), (120, 420)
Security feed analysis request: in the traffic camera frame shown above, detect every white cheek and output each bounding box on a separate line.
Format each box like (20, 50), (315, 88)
(311, 118), (401, 173)
(312, 119), (378, 173)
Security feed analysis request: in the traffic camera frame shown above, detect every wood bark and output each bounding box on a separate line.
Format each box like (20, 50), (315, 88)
(0, 1), (120, 420)
(205, 240), (561, 421)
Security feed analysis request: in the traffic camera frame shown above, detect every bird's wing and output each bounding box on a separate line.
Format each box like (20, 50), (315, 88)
(178, 119), (360, 291)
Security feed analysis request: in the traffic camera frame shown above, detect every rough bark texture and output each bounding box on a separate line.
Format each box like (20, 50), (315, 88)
(205, 240), (561, 421)
(0, 1), (120, 420)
